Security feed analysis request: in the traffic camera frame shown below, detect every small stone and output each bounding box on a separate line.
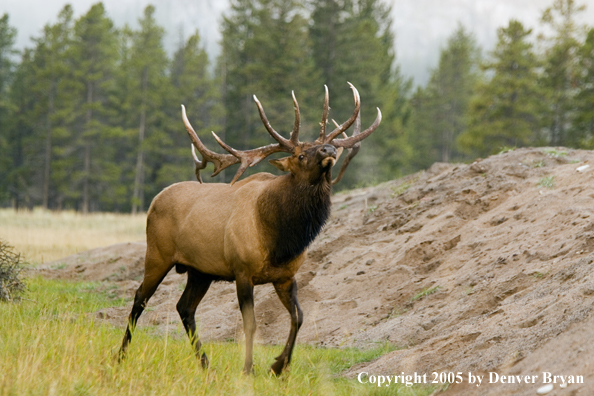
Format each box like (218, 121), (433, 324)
(576, 164), (590, 172)
(536, 384), (554, 394)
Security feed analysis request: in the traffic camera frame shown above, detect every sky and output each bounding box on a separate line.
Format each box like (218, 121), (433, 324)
(2, 0), (594, 86)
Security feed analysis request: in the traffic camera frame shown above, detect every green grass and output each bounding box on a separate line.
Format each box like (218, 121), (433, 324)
(0, 277), (435, 396)
(498, 146), (516, 154)
(537, 176), (555, 189)
(542, 148), (567, 158)
(390, 181), (413, 198)
(530, 160), (546, 168)
(531, 271), (548, 280)
(411, 286), (440, 302)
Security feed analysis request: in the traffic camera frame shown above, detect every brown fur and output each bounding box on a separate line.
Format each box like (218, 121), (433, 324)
(119, 144), (337, 375)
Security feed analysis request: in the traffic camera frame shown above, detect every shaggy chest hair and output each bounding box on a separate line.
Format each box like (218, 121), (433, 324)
(258, 180), (331, 267)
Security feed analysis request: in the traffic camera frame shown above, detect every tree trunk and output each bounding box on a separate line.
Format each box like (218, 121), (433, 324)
(43, 81), (55, 210)
(132, 67), (148, 214)
(82, 80), (93, 214)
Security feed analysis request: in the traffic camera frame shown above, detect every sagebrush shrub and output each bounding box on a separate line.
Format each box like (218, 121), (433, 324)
(0, 240), (27, 302)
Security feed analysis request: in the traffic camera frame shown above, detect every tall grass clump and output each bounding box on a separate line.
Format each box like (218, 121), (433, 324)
(0, 240), (27, 302)
(0, 277), (435, 396)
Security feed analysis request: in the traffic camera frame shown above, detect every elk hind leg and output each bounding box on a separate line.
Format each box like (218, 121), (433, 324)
(270, 278), (303, 375)
(236, 277), (256, 374)
(176, 267), (212, 368)
(119, 256), (172, 361)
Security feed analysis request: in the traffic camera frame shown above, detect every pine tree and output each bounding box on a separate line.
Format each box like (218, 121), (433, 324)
(309, 0), (348, 92)
(309, 0), (412, 187)
(29, 5), (76, 209)
(165, 31), (223, 185)
(128, 5), (169, 214)
(459, 20), (544, 156)
(0, 13), (18, 205)
(4, 49), (37, 209)
(572, 28), (594, 147)
(0, 13), (16, 123)
(539, 0), (587, 146)
(219, 0), (319, 179)
(407, 25), (480, 169)
(407, 87), (440, 170)
(101, 26), (138, 212)
(70, 3), (119, 213)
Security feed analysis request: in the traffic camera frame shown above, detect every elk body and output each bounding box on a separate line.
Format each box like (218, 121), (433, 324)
(118, 84), (381, 375)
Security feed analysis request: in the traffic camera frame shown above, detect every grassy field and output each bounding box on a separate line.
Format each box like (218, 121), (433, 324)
(0, 209), (146, 264)
(1, 210), (437, 395)
(0, 277), (437, 396)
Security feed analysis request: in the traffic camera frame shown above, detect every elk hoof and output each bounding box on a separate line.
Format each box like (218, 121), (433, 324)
(242, 367), (255, 375)
(200, 352), (209, 369)
(117, 348), (127, 363)
(270, 358), (285, 376)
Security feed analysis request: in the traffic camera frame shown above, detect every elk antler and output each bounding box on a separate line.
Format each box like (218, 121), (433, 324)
(182, 92), (301, 184)
(329, 106), (382, 185)
(316, 82), (363, 144)
(313, 83), (382, 184)
(330, 106), (382, 148)
(182, 105), (239, 183)
(317, 85), (330, 143)
(183, 83), (381, 185)
(331, 113), (360, 185)
(253, 93), (301, 151)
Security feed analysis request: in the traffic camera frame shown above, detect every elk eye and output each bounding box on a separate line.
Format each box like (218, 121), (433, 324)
(298, 154), (305, 161)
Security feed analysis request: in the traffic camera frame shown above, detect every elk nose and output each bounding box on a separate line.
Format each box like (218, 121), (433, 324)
(319, 144), (337, 158)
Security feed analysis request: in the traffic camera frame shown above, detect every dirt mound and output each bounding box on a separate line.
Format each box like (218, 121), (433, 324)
(39, 242), (147, 282)
(42, 147), (594, 395)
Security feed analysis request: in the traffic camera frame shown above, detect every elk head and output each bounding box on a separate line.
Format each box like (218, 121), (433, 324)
(182, 83), (382, 185)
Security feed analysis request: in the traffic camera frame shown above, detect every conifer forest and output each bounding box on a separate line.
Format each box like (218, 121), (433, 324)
(0, 0), (593, 213)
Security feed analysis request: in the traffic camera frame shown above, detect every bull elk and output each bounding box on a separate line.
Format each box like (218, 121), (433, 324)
(118, 83), (381, 375)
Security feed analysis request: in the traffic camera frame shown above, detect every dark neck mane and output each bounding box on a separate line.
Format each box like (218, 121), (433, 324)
(258, 174), (332, 267)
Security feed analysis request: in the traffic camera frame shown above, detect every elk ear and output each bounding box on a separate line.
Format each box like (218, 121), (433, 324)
(269, 157), (291, 172)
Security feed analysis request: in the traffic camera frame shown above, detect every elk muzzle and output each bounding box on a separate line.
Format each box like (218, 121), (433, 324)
(319, 144), (338, 168)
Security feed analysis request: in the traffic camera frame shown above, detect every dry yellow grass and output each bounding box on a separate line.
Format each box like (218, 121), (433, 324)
(0, 208), (146, 264)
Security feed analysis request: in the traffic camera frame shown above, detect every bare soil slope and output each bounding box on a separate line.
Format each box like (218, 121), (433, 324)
(41, 147), (594, 395)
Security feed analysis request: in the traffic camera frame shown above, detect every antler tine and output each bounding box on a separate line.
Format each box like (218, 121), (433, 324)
(211, 131), (292, 185)
(253, 95), (293, 149)
(182, 105), (240, 182)
(332, 146), (360, 185)
(317, 85), (330, 143)
(191, 144), (204, 183)
(325, 82), (361, 142)
(331, 110), (362, 185)
(331, 107), (382, 148)
(290, 90), (301, 146)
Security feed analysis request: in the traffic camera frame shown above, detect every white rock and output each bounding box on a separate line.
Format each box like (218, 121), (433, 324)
(537, 384), (554, 394)
(576, 164), (590, 172)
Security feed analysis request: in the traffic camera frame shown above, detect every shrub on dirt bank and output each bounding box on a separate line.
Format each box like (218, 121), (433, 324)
(0, 240), (27, 302)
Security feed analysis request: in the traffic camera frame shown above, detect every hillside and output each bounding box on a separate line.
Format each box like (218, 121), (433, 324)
(41, 147), (594, 395)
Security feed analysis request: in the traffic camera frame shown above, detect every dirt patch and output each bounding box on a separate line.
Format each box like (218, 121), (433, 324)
(40, 147), (594, 395)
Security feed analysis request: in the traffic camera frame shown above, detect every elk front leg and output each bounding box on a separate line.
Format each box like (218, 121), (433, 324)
(119, 260), (172, 361)
(270, 277), (303, 375)
(236, 277), (256, 374)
